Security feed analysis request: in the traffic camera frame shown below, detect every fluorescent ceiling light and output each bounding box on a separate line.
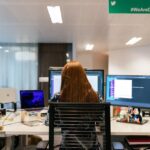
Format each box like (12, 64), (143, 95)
(126, 37), (142, 45)
(85, 44), (94, 51)
(47, 6), (63, 23)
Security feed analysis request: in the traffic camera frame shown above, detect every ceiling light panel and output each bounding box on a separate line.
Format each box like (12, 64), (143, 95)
(47, 6), (63, 24)
(126, 37), (142, 45)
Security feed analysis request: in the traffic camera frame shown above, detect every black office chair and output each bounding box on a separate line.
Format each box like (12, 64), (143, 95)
(49, 102), (111, 150)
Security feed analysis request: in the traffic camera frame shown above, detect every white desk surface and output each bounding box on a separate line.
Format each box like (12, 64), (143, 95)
(1, 111), (150, 137)
(111, 117), (150, 136)
(0, 111), (49, 137)
(4, 123), (48, 136)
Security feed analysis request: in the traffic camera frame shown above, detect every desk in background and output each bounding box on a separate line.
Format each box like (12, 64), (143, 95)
(0, 110), (49, 150)
(0, 110), (48, 135)
(1, 111), (150, 149)
(3, 110), (149, 137)
(111, 117), (150, 136)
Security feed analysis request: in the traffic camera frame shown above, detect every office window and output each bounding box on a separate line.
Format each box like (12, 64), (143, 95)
(0, 44), (38, 107)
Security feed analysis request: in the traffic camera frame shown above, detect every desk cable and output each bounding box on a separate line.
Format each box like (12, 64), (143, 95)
(0, 112), (27, 127)
(1, 112), (16, 126)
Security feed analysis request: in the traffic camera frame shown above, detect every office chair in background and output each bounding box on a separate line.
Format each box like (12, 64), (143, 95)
(48, 102), (111, 150)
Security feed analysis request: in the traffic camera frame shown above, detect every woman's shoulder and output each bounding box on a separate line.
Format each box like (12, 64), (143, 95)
(86, 89), (99, 103)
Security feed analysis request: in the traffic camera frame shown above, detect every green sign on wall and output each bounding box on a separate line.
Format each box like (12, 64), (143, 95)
(109, 0), (150, 14)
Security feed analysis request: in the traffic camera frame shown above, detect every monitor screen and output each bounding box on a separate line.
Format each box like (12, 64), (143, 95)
(86, 70), (104, 98)
(106, 75), (150, 108)
(20, 90), (44, 109)
(49, 69), (104, 99)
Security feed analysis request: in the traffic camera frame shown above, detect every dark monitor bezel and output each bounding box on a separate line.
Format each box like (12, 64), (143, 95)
(20, 90), (45, 110)
(106, 75), (150, 109)
(48, 67), (104, 100)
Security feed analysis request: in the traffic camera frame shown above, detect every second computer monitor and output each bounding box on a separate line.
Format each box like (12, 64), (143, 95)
(49, 69), (104, 99)
(20, 90), (44, 110)
(106, 75), (150, 108)
(0, 88), (16, 103)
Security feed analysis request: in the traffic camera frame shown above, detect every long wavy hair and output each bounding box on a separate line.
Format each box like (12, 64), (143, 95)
(60, 61), (98, 103)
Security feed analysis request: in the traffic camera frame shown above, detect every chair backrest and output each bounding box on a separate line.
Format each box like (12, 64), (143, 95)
(49, 102), (111, 150)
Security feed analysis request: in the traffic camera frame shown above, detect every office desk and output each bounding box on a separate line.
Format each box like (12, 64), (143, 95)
(4, 123), (48, 136)
(0, 111), (49, 150)
(2, 114), (150, 136)
(111, 117), (150, 136)
(0, 111), (48, 136)
(1, 112), (150, 149)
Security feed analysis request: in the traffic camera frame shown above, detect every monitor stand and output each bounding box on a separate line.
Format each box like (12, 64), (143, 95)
(116, 107), (148, 125)
(142, 109), (150, 117)
(23, 108), (44, 116)
(28, 111), (38, 116)
(21, 109), (42, 125)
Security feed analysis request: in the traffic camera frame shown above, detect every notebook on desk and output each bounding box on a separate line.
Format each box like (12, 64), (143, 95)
(125, 136), (150, 145)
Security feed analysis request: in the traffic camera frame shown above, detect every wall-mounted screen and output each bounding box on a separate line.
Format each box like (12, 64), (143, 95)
(106, 75), (150, 108)
(49, 68), (104, 100)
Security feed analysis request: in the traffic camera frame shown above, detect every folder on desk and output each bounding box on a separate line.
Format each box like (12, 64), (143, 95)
(125, 136), (150, 145)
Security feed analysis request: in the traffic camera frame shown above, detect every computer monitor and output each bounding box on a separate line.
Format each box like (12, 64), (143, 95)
(106, 75), (150, 108)
(20, 90), (44, 109)
(0, 88), (16, 103)
(49, 68), (104, 99)
(0, 88), (16, 111)
(86, 70), (104, 99)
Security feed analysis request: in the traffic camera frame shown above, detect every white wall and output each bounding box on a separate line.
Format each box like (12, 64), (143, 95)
(76, 51), (108, 77)
(109, 46), (150, 75)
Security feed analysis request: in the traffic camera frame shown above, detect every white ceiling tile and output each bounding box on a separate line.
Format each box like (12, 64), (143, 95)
(0, 0), (149, 53)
